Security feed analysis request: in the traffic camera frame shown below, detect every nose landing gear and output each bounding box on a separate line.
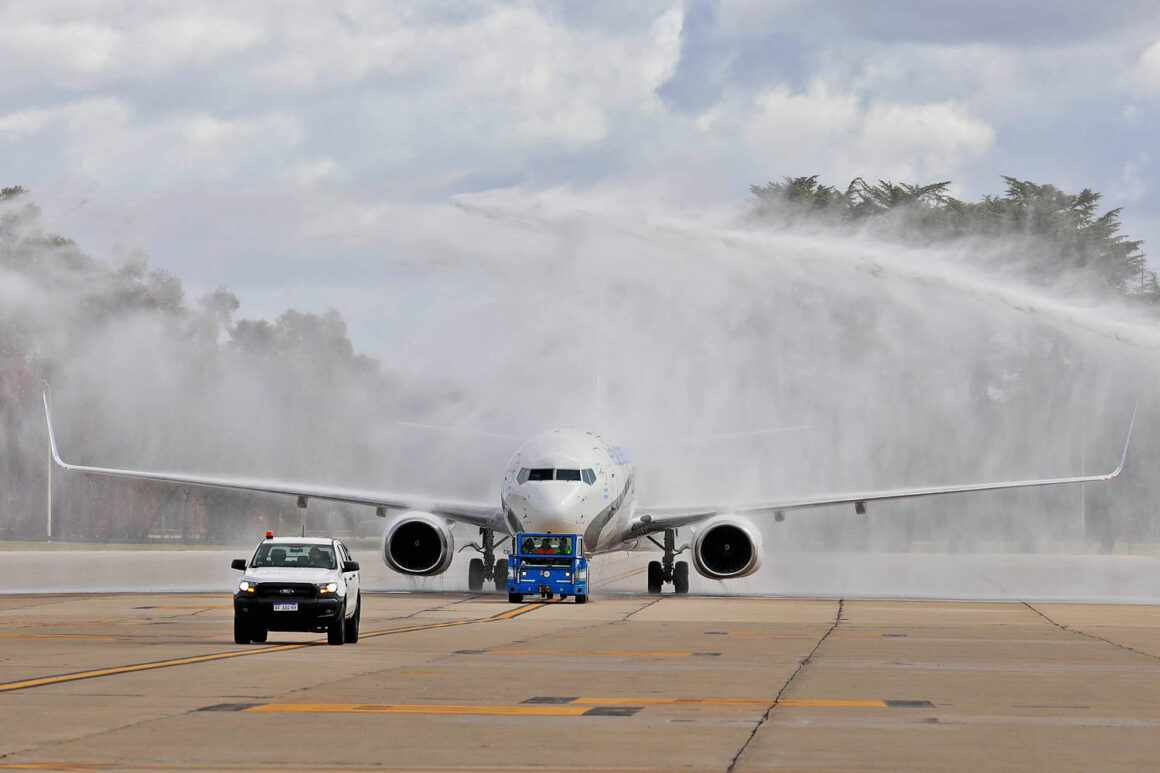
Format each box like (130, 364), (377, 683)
(462, 527), (510, 592)
(646, 528), (689, 594)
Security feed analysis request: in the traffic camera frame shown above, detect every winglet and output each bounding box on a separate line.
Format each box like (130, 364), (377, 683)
(42, 388), (68, 470)
(1110, 402), (1137, 478)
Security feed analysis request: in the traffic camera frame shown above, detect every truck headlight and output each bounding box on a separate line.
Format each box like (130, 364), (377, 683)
(238, 581), (255, 593)
(318, 582), (339, 594)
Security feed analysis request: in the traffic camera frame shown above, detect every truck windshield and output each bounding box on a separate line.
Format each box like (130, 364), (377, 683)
(520, 536), (573, 555)
(252, 543), (336, 569)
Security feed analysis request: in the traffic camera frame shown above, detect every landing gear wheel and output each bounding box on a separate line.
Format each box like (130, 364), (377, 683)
(508, 592), (524, 603)
(647, 561), (664, 594)
(328, 603), (347, 645)
(468, 558), (485, 591)
(493, 558), (509, 592)
(344, 592), (361, 643)
(575, 594), (588, 604)
(673, 561), (690, 594)
(233, 616), (250, 644)
(251, 626), (268, 643)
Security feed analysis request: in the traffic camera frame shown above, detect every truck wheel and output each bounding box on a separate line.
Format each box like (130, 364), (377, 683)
(647, 561), (664, 594)
(493, 558), (509, 592)
(507, 592), (524, 603)
(328, 603), (346, 646)
(233, 615), (250, 644)
(575, 594), (588, 604)
(251, 626), (268, 643)
(468, 558), (485, 591)
(673, 561), (690, 594)
(344, 593), (361, 643)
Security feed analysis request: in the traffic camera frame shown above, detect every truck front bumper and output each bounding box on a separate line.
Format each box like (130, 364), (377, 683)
(234, 596), (343, 632)
(508, 580), (586, 597)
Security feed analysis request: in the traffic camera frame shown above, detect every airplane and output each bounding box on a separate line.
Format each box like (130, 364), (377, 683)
(42, 392), (1135, 595)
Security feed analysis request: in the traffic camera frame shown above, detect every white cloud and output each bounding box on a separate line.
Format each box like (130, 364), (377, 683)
(1129, 39), (1160, 94)
(859, 101), (995, 177)
(0, 98), (303, 188)
(0, 98), (132, 142)
(737, 83), (994, 183)
(1120, 153), (1151, 203)
(250, 4), (682, 148)
(0, 6), (264, 89)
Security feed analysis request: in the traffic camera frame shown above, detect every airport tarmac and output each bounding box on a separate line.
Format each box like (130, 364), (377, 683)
(1, 592), (1159, 772)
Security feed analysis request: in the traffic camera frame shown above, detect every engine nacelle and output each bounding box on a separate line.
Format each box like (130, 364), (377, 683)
(691, 517), (763, 579)
(382, 510), (455, 576)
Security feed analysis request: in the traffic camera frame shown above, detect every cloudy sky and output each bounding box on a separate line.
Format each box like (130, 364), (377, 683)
(3, 0), (1160, 357)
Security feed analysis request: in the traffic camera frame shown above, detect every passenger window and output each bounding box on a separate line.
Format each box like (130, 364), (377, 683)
(528, 468), (554, 481)
(556, 469), (582, 482)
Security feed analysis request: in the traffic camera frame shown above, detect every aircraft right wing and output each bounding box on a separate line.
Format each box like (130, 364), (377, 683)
(43, 393), (501, 529)
(629, 407), (1136, 537)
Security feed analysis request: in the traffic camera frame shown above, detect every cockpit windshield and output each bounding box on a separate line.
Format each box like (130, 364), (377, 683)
(518, 468), (596, 485)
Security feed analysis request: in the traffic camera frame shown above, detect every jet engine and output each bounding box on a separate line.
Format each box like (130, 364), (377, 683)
(382, 511), (455, 576)
(691, 517), (762, 579)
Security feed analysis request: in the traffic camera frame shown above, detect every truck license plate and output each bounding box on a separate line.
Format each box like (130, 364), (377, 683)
(273, 602), (298, 612)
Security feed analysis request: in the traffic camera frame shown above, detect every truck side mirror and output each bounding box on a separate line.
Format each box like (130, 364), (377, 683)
(343, 561), (360, 572)
(230, 559), (247, 571)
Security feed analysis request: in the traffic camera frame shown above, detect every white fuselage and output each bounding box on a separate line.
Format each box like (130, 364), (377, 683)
(500, 429), (636, 553)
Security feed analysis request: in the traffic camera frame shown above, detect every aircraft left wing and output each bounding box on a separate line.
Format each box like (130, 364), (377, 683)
(630, 408), (1136, 537)
(43, 393), (500, 529)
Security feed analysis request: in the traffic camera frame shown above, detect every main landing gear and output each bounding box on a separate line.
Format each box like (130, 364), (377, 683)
(646, 528), (689, 595)
(462, 527), (509, 593)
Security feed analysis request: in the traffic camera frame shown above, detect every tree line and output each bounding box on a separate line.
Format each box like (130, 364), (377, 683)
(0, 185), (393, 542)
(749, 176), (1154, 301)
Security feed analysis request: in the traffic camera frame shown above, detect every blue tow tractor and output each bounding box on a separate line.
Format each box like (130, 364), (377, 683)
(506, 533), (589, 604)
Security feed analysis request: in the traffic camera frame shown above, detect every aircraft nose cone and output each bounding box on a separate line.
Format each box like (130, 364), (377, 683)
(525, 485), (579, 532)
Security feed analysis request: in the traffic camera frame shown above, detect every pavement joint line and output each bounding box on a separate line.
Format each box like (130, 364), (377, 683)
(569, 697), (895, 708)
(244, 703), (594, 717)
(726, 598), (845, 773)
(1022, 602), (1160, 663)
(489, 649), (719, 658)
(0, 632), (119, 641)
(0, 602), (546, 694)
(235, 699), (901, 715)
(621, 595), (664, 621)
(0, 761), (751, 766)
(231, 696), (918, 716)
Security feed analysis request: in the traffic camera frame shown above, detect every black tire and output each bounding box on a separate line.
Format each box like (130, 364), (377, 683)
(233, 615), (250, 644)
(575, 594), (588, 604)
(468, 558), (485, 591)
(673, 561), (690, 594)
(647, 560), (664, 594)
(493, 558), (509, 592)
(251, 626), (268, 643)
(344, 593), (361, 643)
(328, 603), (346, 646)
(507, 592), (524, 603)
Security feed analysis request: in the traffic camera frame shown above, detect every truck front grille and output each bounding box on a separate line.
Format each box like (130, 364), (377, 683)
(256, 582), (317, 600)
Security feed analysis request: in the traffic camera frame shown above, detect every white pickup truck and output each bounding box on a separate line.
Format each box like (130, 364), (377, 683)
(231, 534), (361, 646)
